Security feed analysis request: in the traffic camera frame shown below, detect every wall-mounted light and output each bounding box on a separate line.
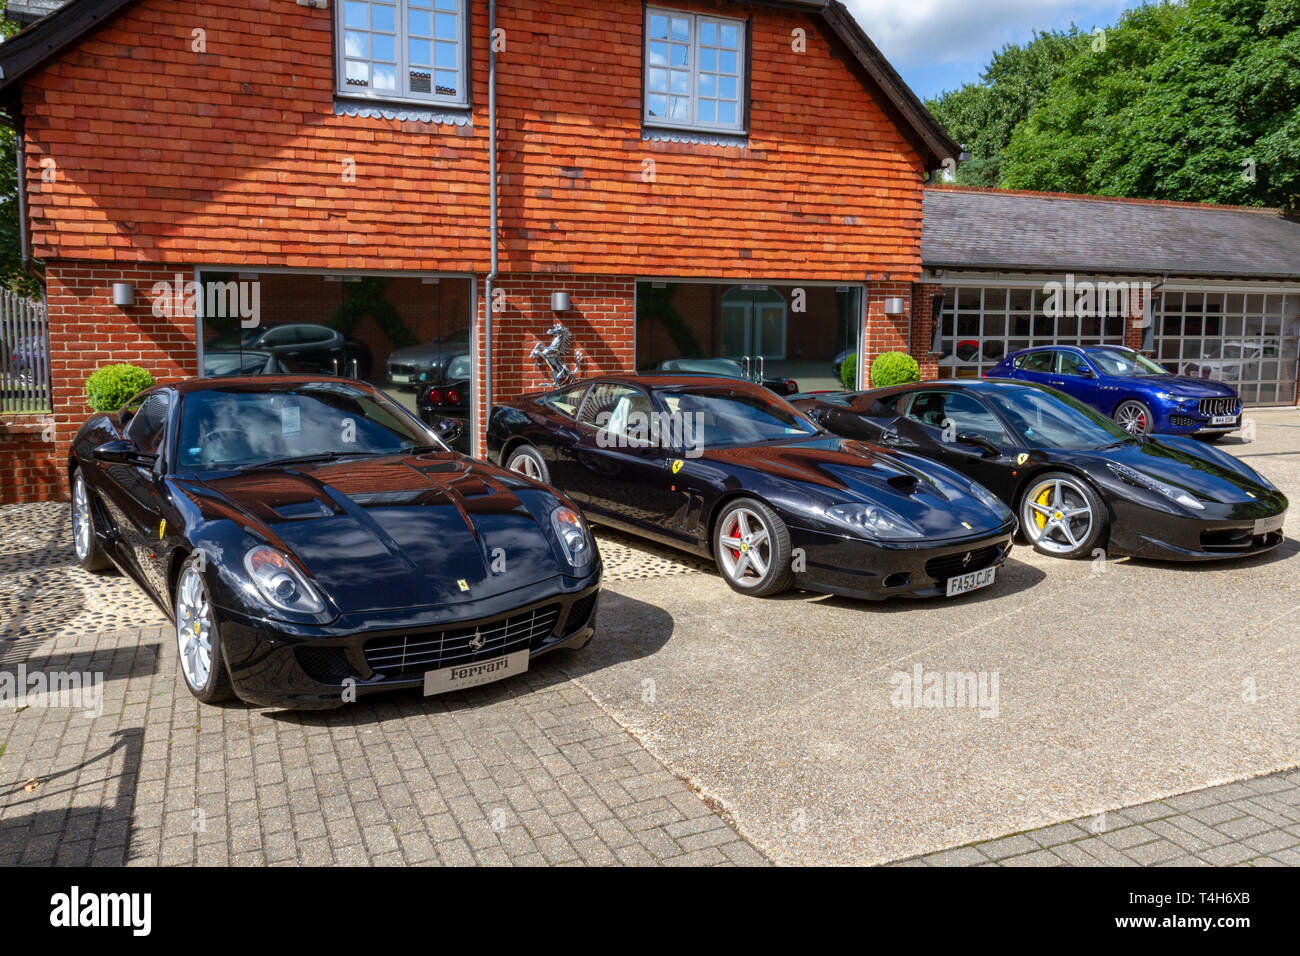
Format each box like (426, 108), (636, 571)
(112, 282), (135, 307)
(884, 297), (906, 316)
(551, 291), (571, 313)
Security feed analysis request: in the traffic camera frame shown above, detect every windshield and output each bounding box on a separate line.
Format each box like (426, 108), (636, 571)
(1086, 348), (1167, 376)
(177, 383), (439, 471)
(660, 386), (820, 449)
(984, 388), (1131, 450)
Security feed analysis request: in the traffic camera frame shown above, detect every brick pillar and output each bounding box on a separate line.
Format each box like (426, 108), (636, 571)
(910, 281), (943, 381)
(860, 282), (912, 388)
(474, 273), (636, 458)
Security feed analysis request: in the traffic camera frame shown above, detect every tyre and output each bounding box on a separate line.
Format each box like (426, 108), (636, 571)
(505, 444), (551, 484)
(1114, 399), (1153, 436)
(712, 497), (794, 597)
(1019, 472), (1108, 560)
(70, 468), (114, 572)
(174, 554), (236, 704)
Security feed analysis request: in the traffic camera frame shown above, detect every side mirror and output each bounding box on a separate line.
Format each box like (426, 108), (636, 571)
(956, 432), (1001, 458)
(93, 439), (158, 467)
(435, 419), (465, 445)
(1075, 365), (1095, 377)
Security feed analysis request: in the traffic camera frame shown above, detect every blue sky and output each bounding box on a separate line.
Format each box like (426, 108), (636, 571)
(842, 0), (1135, 102)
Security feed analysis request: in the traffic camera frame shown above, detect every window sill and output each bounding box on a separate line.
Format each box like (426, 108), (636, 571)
(642, 124), (748, 148)
(334, 96), (473, 126)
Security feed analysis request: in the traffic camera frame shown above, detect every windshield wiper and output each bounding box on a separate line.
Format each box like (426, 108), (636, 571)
(239, 451), (390, 471)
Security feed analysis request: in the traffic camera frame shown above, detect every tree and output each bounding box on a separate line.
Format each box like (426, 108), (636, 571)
(926, 28), (1090, 187)
(1001, 0), (1300, 209)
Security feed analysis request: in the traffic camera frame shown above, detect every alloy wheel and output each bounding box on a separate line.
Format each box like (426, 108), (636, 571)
(1115, 401), (1149, 435)
(1022, 477), (1095, 555)
(175, 566), (214, 690)
(72, 474), (92, 561)
(717, 507), (772, 588)
(509, 452), (543, 481)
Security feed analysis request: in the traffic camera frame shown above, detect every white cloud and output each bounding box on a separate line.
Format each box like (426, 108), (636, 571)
(842, 0), (1120, 66)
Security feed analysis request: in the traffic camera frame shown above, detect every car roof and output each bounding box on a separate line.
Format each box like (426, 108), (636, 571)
(564, 373), (762, 392)
(163, 375), (378, 396)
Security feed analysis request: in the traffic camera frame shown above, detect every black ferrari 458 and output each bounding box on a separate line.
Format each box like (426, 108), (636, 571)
(68, 377), (601, 709)
(487, 375), (1018, 600)
(794, 380), (1288, 561)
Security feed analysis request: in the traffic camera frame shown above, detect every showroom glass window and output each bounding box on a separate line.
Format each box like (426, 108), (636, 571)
(337, 0), (467, 105)
(644, 8), (746, 132)
(938, 286), (1126, 379)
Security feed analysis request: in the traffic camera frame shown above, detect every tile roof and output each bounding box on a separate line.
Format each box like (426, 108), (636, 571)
(923, 187), (1300, 280)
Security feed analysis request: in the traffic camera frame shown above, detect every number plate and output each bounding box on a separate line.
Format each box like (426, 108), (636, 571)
(1210, 415), (1237, 426)
(391, 374), (412, 384)
(424, 649), (529, 696)
(1253, 513), (1285, 536)
(946, 566), (996, 597)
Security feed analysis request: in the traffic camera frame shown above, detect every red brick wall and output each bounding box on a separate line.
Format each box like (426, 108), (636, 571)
(28, 262), (198, 501)
(22, 0), (925, 281)
(860, 283), (911, 387)
(474, 274), (636, 455)
(0, 420), (59, 505)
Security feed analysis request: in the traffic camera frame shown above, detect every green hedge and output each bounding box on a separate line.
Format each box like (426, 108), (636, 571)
(839, 352), (857, 390)
(85, 364), (156, 413)
(869, 351), (921, 389)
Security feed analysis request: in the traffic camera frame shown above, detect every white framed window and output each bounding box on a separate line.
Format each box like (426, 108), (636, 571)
(644, 7), (746, 133)
(337, 0), (467, 106)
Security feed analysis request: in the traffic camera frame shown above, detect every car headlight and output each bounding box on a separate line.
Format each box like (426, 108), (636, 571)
(244, 545), (326, 614)
(825, 503), (924, 539)
(1107, 462), (1204, 511)
(969, 481), (1013, 520)
(1153, 391), (1175, 402)
(551, 507), (592, 568)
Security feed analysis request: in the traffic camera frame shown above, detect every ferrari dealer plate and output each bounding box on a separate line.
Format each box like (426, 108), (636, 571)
(1254, 513), (1285, 535)
(424, 649), (529, 696)
(1211, 415), (1237, 426)
(946, 567), (996, 597)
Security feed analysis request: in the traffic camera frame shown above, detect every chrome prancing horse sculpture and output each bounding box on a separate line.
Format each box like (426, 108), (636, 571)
(531, 322), (583, 387)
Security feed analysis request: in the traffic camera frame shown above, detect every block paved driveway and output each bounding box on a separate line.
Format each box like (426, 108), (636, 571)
(2, 407), (1299, 866)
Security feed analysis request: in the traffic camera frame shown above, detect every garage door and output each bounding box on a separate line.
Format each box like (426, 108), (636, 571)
(937, 285), (1126, 379)
(1155, 291), (1300, 405)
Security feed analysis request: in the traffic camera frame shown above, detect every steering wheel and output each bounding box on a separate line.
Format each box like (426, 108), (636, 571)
(199, 428), (248, 447)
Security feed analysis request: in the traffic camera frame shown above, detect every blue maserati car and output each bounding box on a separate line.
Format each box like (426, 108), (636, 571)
(987, 345), (1241, 440)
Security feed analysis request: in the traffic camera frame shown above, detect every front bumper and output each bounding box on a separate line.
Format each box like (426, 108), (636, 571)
(788, 521), (1018, 601)
(1155, 406), (1242, 436)
(1106, 498), (1287, 561)
(214, 575), (600, 710)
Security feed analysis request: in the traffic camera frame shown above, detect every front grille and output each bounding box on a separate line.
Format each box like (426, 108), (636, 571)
(1198, 397), (1240, 417)
(295, 646), (355, 684)
(1200, 529), (1255, 552)
(563, 592), (598, 636)
(364, 604), (561, 679)
(1171, 415), (1199, 428)
(926, 545), (1002, 582)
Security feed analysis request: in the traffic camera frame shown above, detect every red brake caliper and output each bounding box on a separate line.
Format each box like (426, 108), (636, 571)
(730, 522), (742, 559)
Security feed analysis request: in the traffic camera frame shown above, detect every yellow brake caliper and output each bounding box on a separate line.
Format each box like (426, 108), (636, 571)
(1034, 486), (1052, 531)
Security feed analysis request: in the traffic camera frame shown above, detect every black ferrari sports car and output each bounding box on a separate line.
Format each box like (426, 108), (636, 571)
(68, 377), (601, 709)
(487, 375), (1018, 600)
(793, 380), (1288, 561)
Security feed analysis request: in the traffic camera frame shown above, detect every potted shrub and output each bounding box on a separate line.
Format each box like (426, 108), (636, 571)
(869, 351), (921, 388)
(84, 364), (156, 413)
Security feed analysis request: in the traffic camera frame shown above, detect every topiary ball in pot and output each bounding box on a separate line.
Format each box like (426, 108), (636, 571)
(839, 352), (857, 390)
(85, 364), (157, 413)
(869, 352), (920, 389)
